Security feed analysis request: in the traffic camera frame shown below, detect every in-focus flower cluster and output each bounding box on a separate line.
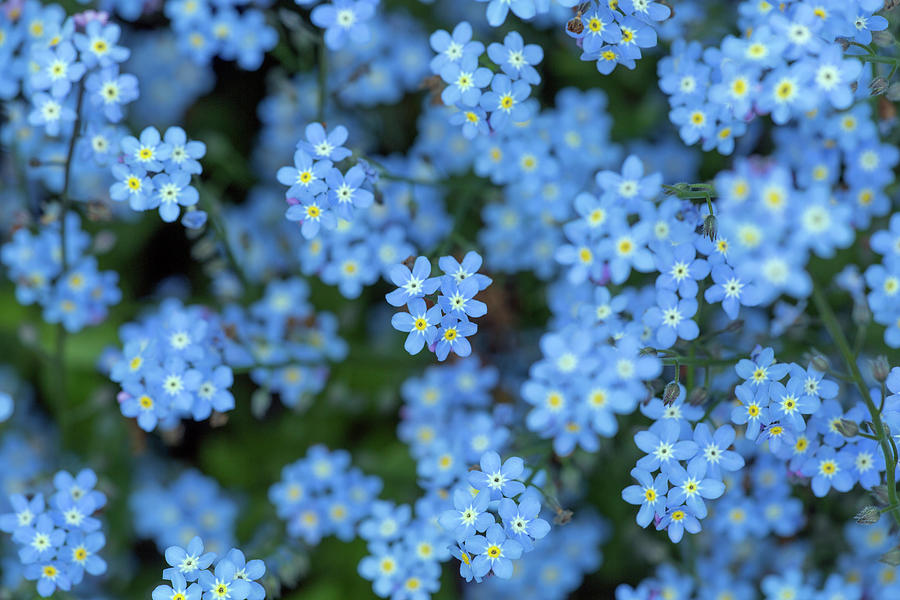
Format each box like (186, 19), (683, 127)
(429, 22), (543, 137)
(0, 470), (106, 597)
(279, 122), (374, 239)
(154, 536), (266, 600)
(562, 0), (670, 75)
(441, 451), (551, 581)
(387, 252), (492, 360)
(108, 125), (207, 227)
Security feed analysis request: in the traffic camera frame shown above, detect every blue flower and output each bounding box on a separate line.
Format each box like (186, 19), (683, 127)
(30, 41), (85, 99)
(84, 66), (139, 122)
(110, 164), (153, 210)
(657, 505), (701, 543)
(149, 172), (200, 223)
(480, 73), (532, 130)
(24, 561), (71, 597)
(654, 243), (709, 298)
(469, 451), (525, 500)
(391, 298), (442, 355)
(439, 252), (492, 291)
(850, 11), (888, 45)
(121, 126), (172, 172)
(277, 150), (333, 200)
(487, 31), (543, 85)
(222, 548), (266, 600)
(437, 276), (487, 319)
(430, 21), (484, 73)
(434, 315), (477, 361)
(622, 467), (668, 528)
(14, 514), (64, 563)
(643, 290), (699, 349)
(449, 106), (490, 139)
(476, 0), (536, 27)
(163, 127), (206, 175)
(440, 54), (493, 107)
(152, 572), (202, 600)
(74, 21), (130, 68)
(688, 423), (744, 478)
(299, 122), (352, 162)
(439, 489), (493, 541)
(802, 446), (854, 497)
(579, 7), (622, 55)
(465, 523), (523, 579)
(665, 460), (726, 519)
(385, 256), (440, 307)
(497, 489), (550, 550)
(198, 558), (251, 600)
(634, 419), (698, 474)
(62, 531), (107, 584)
(163, 536), (216, 582)
(285, 196), (336, 239)
(0, 493), (44, 535)
(326, 164), (373, 220)
(28, 92), (75, 136)
(704, 264), (761, 320)
(311, 0), (377, 50)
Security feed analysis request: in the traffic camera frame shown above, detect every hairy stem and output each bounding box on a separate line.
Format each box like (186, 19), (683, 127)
(811, 284), (900, 527)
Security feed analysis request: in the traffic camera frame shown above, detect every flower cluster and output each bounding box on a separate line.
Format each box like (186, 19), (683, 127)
(309, 0), (380, 51)
(387, 252), (492, 360)
(864, 213), (900, 347)
(108, 299), (235, 431)
(131, 469), (237, 555)
(220, 278), (347, 410)
(430, 22), (542, 137)
(164, 0), (277, 70)
(625, 417), (741, 542)
(0, 470), (107, 598)
(1, 213), (121, 332)
(278, 122), (374, 239)
(442, 451), (551, 581)
(154, 536), (266, 600)
(269, 445), (382, 545)
(563, 0), (670, 75)
(108, 125), (208, 227)
(659, 0), (882, 154)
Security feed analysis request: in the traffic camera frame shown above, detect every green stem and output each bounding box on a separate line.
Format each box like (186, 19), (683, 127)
(811, 284), (900, 527)
(53, 82), (85, 443)
(317, 35), (327, 122)
(661, 356), (735, 367)
(846, 53), (898, 65)
(196, 181), (253, 294)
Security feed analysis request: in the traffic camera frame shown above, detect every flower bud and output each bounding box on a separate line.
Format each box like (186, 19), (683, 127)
(688, 387), (708, 407)
(871, 355), (891, 383)
(702, 214), (718, 241)
(872, 485), (891, 506)
(663, 381), (681, 405)
(873, 30), (895, 48)
(554, 506), (574, 525)
(855, 505), (881, 524)
(808, 350), (830, 373)
(835, 418), (859, 438)
(881, 546), (900, 567)
(887, 82), (900, 102)
(870, 77), (889, 96)
(852, 300), (871, 327)
(566, 15), (584, 35)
